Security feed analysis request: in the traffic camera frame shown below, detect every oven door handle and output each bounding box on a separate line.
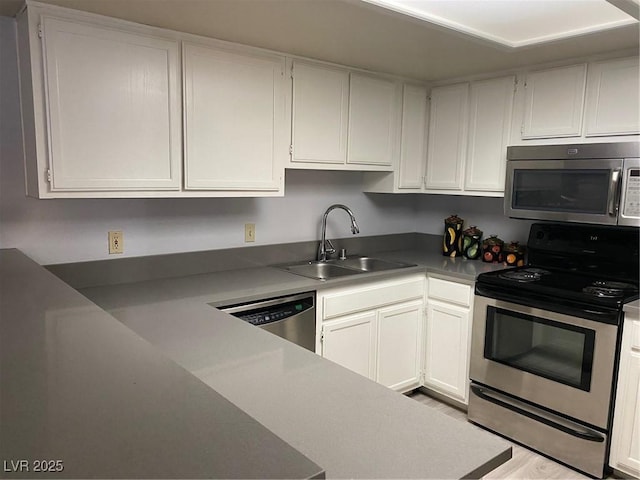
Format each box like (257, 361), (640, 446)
(470, 384), (605, 443)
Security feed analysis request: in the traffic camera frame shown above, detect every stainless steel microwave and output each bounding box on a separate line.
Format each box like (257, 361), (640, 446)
(505, 142), (640, 227)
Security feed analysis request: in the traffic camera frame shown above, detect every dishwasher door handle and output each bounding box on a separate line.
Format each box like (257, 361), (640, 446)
(218, 292), (314, 315)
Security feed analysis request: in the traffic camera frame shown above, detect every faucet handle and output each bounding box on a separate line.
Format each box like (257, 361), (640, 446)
(325, 239), (336, 255)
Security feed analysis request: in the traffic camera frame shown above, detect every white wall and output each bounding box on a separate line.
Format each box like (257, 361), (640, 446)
(0, 16), (527, 266)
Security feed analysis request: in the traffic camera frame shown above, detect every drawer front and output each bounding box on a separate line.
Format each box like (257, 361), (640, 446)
(427, 276), (471, 307)
(322, 275), (424, 320)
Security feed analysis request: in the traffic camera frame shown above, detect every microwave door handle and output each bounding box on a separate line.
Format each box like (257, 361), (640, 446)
(608, 169), (622, 216)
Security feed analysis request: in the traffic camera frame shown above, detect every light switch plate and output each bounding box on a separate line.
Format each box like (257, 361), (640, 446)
(245, 223), (255, 243)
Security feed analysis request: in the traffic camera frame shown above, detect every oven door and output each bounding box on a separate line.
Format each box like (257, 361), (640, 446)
(504, 158), (623, 225)
(470, 295), (618, 429)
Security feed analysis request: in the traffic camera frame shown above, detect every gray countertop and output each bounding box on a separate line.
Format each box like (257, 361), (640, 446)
(80, 247), (506, 311)
(0, 249), (324, 479)
(2, 244), (511, 479)
(75, 247), (511, 479)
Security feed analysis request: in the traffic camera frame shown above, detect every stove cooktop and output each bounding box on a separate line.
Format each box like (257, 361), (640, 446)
(478, 265), (639, 309)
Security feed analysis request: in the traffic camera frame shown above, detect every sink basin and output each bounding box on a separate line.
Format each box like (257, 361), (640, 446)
(276, 257), (416, 280)
(280, 262), (365, 281)
(339, 257), (415, 272)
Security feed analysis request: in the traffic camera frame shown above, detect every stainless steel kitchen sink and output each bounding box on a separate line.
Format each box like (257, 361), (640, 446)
(338, 256), (415, 272)
(278, 262), (364, 280)
(275, 257), (416, 280)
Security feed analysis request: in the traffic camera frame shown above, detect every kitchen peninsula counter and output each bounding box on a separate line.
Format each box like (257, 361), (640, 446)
(73, 241), (511, 479)
(0, 249), (324, 479)
(3, 244), (511, 479)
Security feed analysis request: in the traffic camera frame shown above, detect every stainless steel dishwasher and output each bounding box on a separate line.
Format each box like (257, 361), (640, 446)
(219, 292), (316, 351)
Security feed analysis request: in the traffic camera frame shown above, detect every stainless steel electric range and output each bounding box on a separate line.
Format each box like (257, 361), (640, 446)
(468, 222), (639, 478)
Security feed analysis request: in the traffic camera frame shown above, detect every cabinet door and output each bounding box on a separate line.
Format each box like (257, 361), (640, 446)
(291, 61), (349, 164)
(425, 83), (468, 190)
(347, 73), (399, 166)
(41, 16), (181, 191)
(521, 64), (586, 139)
(585, 57), (640, 137)
(322, 312), (377, 381)
(398, 84), (428, 189)
(376, 300), (423, 392)
(465, 76), (515, 192)
(424, 300), (471, 403)
(610, 320), (640, 477)
(183, 42), (285, 190)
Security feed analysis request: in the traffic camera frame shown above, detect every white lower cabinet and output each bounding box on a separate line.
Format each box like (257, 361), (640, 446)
(318, 274), (425, 393)
(424, 300), (470, 403)
(318, 272), (475, 401)
(322, 311), (377, 381)
(423, 275), (474, 405)
(610, 314), (640, 478)
(376, 300), (423, 391)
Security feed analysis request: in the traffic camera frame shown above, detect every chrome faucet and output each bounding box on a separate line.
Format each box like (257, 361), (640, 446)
(318, 204), (360, 262)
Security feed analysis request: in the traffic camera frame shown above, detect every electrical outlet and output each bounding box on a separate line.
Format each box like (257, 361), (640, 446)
(108, 231), (124, 254)
(244, 223), (255, 243)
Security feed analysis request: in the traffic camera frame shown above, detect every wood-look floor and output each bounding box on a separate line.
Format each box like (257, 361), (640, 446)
(408, 390), (602, 480)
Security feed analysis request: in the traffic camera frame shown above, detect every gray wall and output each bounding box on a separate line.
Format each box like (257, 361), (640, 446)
(0, 16), (528, 266)
(415, 195), (533, 244)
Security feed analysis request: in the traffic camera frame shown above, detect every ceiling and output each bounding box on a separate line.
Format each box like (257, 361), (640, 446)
(0, 0), (638, 82)
(363, 0), (638, 48)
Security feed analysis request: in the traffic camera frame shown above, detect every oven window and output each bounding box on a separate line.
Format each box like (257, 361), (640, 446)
(484, 307), (595, 391)
(512, 169), (610, 214)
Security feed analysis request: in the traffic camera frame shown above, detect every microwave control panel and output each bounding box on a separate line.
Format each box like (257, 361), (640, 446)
(623, 168), (640, 217)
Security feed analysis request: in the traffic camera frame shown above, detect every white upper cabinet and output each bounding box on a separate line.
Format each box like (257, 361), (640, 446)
(585, 57), (640, 137)
(521, 64), (586, 139)
(290, 61), (349, 164)
(398, 84), (428, 189)
(465, 76), (515, 192)
(516, 57), (638, 144)
(183, 42), (285, 191)
(23, 13), (181, 195)
(425, 76), (514, 196)
(425, 83), (469, 190)
(361, 82), (428, 193)
(288, 60), (398, 171)
(347, 73), (399, 166)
